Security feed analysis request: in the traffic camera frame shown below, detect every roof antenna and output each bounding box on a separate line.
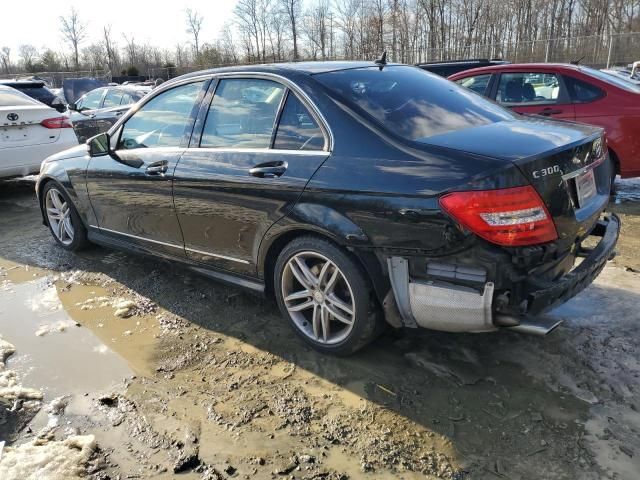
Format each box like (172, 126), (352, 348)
(374, 51), (387, 70)
(570, 55), (586, 65)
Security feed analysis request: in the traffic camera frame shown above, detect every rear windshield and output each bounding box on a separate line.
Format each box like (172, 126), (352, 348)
(0, 88), (39, 107)
(580, 66), (640, 93)
(314, 65), (515, 141)
(15, 85), (56, 104)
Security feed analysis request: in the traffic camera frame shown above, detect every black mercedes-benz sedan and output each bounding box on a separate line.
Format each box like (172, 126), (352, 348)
(37, 61), (619, 355)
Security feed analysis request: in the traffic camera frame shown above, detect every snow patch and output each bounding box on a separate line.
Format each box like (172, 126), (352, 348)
(34, 320), (76, 337)
(0, 335), (16, 368)
(0, 435), (96, 480)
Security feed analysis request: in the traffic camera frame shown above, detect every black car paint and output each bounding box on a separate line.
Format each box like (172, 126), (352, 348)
(38, 63), (612, 322)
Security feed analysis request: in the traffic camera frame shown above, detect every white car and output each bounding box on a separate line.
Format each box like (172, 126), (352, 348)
(0, 85), (78, 179)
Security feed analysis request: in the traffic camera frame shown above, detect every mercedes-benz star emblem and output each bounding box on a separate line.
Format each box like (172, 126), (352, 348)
(7, 113), (18, 121)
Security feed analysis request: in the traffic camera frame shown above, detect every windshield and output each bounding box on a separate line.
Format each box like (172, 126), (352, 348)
(314, 65), (516, 141)
(581, 66), (640, 93)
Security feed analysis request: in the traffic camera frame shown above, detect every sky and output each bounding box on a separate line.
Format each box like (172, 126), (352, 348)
(1, 0), (238, 56)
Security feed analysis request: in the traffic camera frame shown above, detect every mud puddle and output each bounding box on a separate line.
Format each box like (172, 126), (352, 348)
(0, 273), (159, 436)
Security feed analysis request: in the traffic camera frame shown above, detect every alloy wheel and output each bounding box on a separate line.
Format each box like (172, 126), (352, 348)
(281, 251), (356, 345)
(45, 188), (75, 246)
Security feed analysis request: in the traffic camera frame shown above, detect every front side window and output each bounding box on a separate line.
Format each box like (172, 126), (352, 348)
(496, 73), (560, 105)
(314, 65), (514, 141)
(456, 74), (492, 95)
(201, 78), (285, 148)
(77, 89), (104, 111)
(274, 94), (324, 151)
(118, 81), (204, 150)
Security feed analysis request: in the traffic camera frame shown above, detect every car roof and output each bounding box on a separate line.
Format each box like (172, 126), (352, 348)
(178, 60), (402, 81)
(0, 79), (46, 88)
(448, 63), (586, 78)
(417, 59), (508, 67)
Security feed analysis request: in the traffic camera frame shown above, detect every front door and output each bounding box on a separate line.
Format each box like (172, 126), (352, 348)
(86, 80), (207, 257)
(493, 71), (576, 120)
(173, 77), (330, 275)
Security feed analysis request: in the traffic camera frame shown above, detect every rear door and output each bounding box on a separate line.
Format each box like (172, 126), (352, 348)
(173, 76), (330, 275)
(85, 79), (207, 257)
(492, 71), (575, 120)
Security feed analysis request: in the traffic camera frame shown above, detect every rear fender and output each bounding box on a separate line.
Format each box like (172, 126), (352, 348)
(257, 203), (390, 303)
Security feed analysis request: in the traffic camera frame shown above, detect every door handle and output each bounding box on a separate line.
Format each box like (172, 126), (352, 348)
(539, 108), (563, 116)
(146, 160), (168, 175)
(249, 161), (287, 178)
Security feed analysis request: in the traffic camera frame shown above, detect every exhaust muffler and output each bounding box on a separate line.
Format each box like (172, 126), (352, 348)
(495, 314), (563, 336)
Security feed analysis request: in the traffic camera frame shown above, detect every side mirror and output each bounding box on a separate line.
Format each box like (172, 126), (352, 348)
(87, 132), (110, 157)
(68, 102), (78, 111)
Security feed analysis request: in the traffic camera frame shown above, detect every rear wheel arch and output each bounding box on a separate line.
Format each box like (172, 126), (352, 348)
(260, 227), (387, 304)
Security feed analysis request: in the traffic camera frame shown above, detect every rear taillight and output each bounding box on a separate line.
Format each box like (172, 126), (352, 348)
(40, 117), (73, 129)
(439, 186), (558, 247)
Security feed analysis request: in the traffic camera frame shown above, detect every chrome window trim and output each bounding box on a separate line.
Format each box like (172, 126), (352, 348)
(185, 147), (329, 156)
(91, 226), (250, 265)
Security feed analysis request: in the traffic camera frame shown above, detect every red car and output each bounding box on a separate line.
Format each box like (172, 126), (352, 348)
(449, 63), (640, 179)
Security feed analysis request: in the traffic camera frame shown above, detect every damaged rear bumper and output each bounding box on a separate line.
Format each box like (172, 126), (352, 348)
(386, 213), (620, 334)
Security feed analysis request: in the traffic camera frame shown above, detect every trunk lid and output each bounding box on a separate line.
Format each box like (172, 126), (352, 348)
(0, 104), (62, 150)
(422, 116), (610, 246)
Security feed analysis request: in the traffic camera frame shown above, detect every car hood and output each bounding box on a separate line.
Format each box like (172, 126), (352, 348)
(418, 116), (602, 162)
(43, 144), (87, 164)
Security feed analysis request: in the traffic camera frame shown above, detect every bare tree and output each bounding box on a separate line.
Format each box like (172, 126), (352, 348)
(18, 45), (38, 71)
(0, 47), (11, 74)
(280, 0), (302, 60)
(103, 25), (119, 73)
(186, 8), (204, 58)
(59, 7), (87, 70)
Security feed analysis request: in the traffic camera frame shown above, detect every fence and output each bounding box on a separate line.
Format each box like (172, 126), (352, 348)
(22, 31), (640, 84)
(419, 32), (640, 67)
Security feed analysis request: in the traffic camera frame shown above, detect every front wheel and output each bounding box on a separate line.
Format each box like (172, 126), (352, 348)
(43, 183), (89, 251)
(274, 236), (381, 355)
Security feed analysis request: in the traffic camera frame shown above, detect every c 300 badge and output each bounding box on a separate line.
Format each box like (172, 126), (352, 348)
(532, 164), (562, 179)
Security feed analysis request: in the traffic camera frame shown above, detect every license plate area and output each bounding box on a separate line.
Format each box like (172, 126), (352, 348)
(575, 169), (597, 208)
(0, 126), (29, 143)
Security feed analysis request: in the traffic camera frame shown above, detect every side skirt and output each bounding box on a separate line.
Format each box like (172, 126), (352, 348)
(87, 228), (266, 295)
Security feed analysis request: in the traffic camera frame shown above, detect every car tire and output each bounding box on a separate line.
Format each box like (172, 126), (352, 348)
(43, 182), (90, 251)
(274, 235), (382, 355)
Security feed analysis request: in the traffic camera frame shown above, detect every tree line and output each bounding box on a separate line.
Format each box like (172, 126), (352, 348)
(1, 0), (639, 78)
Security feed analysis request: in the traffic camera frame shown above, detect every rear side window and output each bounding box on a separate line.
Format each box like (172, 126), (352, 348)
(0, 89), (39, 107)
(201, 79), (285, 148)
(496, 72), (560, 105)
(118, 81), (204, 150)
(274, 94), (324, 151)
(103, 89), (124, 108)
(314, 65), (514, 141)
(563, 76), (605, 103)
(456, 74), (492, 95)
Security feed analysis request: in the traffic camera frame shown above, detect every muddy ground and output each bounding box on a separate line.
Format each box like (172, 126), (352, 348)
(0, 177), (639, 480)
